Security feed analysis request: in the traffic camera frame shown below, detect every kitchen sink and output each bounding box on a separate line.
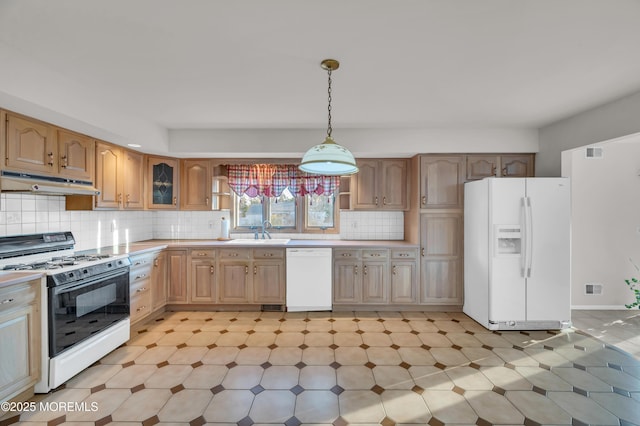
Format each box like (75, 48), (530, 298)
(226, 239), (291, 245)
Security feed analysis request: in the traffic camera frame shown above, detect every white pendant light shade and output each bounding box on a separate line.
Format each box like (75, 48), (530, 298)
(299, 58), (359, 176)
(299, 136), (359, 175)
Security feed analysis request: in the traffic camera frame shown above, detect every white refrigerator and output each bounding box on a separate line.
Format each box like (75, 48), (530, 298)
(463, 177), (571, 330)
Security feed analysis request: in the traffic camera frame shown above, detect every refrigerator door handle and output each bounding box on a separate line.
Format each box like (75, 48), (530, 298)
(520, 197), (527, 278)
(526, 197), (533, 277)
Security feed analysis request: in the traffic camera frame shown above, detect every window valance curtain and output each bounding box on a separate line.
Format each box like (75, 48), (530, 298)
(227, 164), (340, 198)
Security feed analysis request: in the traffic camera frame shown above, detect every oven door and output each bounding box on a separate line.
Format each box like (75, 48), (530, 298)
(48, 268), (130, 357)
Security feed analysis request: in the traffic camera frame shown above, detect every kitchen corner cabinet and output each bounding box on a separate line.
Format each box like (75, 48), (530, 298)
(351, 159), (408, 210)
(167, 249), (188, 303)
(180, 159), (212, 210)
(466, 154), (534, 180)
(420, 212), (463, 305)
(419, 156), (465, 209)
(147, 156), (179, 209)
(0, 277), (41, 404)
(189, 249), (217, 303)
(94, 142), (144, 209)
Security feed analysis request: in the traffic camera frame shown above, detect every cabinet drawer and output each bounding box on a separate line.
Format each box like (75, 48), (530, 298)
(362, 249), (389, 259)
(334, 249), (361, 259)
(130, 254), (154, 269)
(391, 249), (418, 260)
(130, 292), (151, 322)
(253, 248), (284, 259)
(0, 279), (39, 315)
(131, 277), (151, 296)
(190, 249), (216, 258)
(130, 268), (152, 284)
(219, 249), (250, 260)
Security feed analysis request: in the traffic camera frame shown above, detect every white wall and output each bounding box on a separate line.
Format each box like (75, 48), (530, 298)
(538, 90), (640, 177)
(562, 134), (640, 309)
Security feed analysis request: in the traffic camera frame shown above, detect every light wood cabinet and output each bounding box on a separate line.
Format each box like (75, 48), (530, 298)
(351, 159), (408, 210)
(333, 249), (402, 305)
(94, 142), (144, 209)
(420, 212), (463, 305)
(56, 129), (95, 181)
(466, 154), (534, 180)
(4, 112), (56, 175)
(0, 278), (41, 404)
(390, 249), (418, 304)
(167, 249), (188, 303)
(419, 155), (465, 209)
(129, 252), (155, 324)
(147, 156), (179, 209)
(151, 251), (167, 311)
(218, 248), (285, 305)
(181, 159), (212, 210)
(189, 249), (217, 303)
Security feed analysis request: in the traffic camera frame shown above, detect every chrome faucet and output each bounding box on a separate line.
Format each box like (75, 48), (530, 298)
(260, 220), (272, 239)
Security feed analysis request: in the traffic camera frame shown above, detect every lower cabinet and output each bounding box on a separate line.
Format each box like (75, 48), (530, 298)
(189, 249), (217, 303)
(151, 251), (168, 311)
(0, 277), (41, 404)
(167, 249), (188, 303)
(218, 249), (251, 303)
(253, 249), (285, 304)
(333, 248), (417, 306)
(129, 252), (155, 324)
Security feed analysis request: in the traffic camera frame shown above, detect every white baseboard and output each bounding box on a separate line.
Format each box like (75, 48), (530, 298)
(571, 305), (634, 310)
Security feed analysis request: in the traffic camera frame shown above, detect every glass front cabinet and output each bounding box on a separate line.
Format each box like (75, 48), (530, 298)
(147, 156), (179, 209)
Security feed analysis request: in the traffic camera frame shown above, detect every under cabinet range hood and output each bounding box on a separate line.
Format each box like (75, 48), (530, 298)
(0, 171), (101, 196)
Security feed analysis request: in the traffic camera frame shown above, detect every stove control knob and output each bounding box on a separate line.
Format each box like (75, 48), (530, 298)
(83, 269), (89, 274)
(68, 272), (74, 278)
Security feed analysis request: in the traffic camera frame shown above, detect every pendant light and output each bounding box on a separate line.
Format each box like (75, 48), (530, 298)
(299, 59), (359, 176)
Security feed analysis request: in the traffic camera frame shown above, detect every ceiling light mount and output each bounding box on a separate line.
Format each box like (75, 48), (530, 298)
(299, 59), (358, 176)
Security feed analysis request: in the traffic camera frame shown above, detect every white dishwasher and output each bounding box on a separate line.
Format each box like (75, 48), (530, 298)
(286, 248), (332, 311)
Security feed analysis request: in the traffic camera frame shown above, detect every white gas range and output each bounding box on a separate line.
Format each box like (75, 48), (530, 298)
(0, 232), (132, 392)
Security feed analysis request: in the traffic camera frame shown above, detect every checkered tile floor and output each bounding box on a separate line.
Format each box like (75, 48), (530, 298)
(3, 311), (640, 425)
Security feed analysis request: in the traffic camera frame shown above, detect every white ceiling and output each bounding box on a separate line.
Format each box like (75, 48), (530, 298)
(1, 0), (640, 154)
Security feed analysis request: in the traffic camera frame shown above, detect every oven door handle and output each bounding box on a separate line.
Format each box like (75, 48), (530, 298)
(52, 269), (129, 294)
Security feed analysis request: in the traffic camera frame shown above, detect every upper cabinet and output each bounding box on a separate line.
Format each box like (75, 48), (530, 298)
(419, 155), (465, 209)
(94, 141), (144, 209)
(351, 159), (408, 210)
(180, 159), (212, 210)
(147, 156), (179, 209)
(466, 154), (534, 180)
(3, 111), (95, 182)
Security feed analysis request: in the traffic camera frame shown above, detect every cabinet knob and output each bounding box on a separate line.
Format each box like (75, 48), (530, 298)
(421, 195), (427, 205)
(393, 265), (397, 275)
(502, 167), (508, 176)
(341, 253), (351, 257)
(135, 274), (147, 279)
(375, 196), (379, 205)
(118, 193), (123, 205)
(126, 194), (131, 204)
(136, 306), (146, 312)
(48, 152), (54, 167)
(421, 248), (425, 257)
(173, 196), (177, 206)
(206, 197), (210, 205)
(154, 259), (159, 267)
(210, 266), (214, 274)
(363, 265), (368, 275)
(491, 165), (497, 176)
(245, 266), (249, 274)
(197, 252), (207, 256)
(383, 196), (387, 206)
(61, 155), (68, 168)
(254, 266), (257, 275)
(354, 265), (358, 275)
(136, 287), (147, 292)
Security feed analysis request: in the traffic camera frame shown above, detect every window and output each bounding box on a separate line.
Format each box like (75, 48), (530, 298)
(234, 188), (297, 230)
(232, 188), (338, 233)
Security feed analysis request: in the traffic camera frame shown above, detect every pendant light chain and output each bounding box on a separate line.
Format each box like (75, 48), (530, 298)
(327, 67), (333, 138)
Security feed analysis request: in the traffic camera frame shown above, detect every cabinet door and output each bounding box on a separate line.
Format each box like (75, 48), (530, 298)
(123, 150), (144, 209)
(181, 159), (212, 210)
(333, 260), (361, 303)
(57, 129), (95, 181)
(419, 156), (465, 208)
(500, 155), (534, 177)
(219, 262), (250, 303)
(420, 213), (463, 304)
(0, 280), (40, 403)
(5, 113), (56, 174)
(351, 160), (380, 209)
(253, 260), (285, 304)
(361, 261), (388, 303)
(95, 142), (123, 209)
(167, 249), (188, 303)
(466, 155), (498, 180)
(380, 159), (408, 210)
(190, 259), (216, 303)
(151, 252), (168, 310)
(390, 261), (417, 304)
(148, 157), (179, 209)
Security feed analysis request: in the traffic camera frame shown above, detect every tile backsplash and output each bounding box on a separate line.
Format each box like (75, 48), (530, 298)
(0, 193), (404, 250)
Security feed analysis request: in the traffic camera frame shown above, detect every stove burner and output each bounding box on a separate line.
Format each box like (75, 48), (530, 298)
(1, 253), (112, 271)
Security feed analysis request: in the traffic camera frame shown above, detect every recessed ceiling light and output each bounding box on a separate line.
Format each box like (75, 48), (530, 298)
(127, 143), (142, 148)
